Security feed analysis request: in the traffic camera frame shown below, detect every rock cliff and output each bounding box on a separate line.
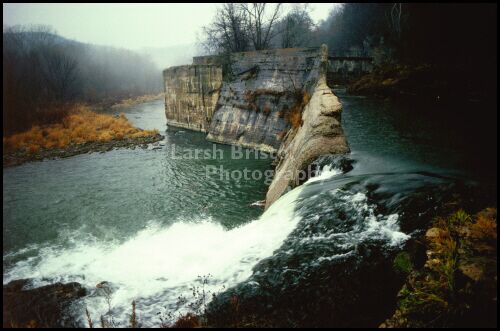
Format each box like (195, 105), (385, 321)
(163, 64), (222, 132)
(163, 45), (349, 206)
(206, 48), (321, 152)
(265, 45), (349, 208)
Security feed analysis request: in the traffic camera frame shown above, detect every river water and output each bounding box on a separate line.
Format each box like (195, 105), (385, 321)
(3, 94), (496, 327)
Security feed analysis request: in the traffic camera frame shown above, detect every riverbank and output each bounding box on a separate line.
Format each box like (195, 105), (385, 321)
(3, 88), (496, 328)
(347, 63), (495, 103)
(189, 205), (496, 328)
(3, 105), (162, 167)
(108, 93), (165, 110)
(382, 208), (497, 328)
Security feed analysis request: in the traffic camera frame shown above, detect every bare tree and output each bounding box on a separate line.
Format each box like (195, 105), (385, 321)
(240, 3), (282, 50)
(200, 3), (285, 53)
(201, 3), (249, 54)
(389, 3), (403, 40)
(42, 46), (80, 101)
(3, 24), (162, 133)
(278, 4), (315, 48)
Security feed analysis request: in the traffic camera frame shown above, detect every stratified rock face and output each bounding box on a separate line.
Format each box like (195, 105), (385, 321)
(163, 64), (222, 132)
(206, 48), (321, 152)
(163, 45), (349, 207)
(265, 45), (350, 208)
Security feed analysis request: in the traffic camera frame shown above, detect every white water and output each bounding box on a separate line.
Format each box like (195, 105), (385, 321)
(309, 166), (409, 247)
(341, 192), (409, 246)
(306, 164), (342, 184)
(3, 180), (305, 327)
(3, 165), (410, 327)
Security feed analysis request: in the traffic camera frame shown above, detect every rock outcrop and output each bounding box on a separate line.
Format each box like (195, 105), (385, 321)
(163, 45), (349, 206)
(380, 208), (497, 328)
(265, 45), (349, 208)
(206, 48), (321, 152)
(3, 279), (87, 328)
(163, 64), (222, 132)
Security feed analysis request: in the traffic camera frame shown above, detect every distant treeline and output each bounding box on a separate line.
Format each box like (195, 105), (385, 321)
(200, 3), (496, 100)
(316, 3), (497, 67)
(202, 3), (497, 68)
(3, 25), (162, 134)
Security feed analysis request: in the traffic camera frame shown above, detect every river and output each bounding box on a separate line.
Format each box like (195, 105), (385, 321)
(3, 94), (496, 327)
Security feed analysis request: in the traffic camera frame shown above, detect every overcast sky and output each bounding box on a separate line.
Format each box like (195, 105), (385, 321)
(3, 3), (337, 50)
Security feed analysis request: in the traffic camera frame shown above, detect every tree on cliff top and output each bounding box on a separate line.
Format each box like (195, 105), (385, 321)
(201, 3), (250, 54)
(200, 3), (283, 54)
(275, 4), (315, 48)
(240, 3), (282, 50)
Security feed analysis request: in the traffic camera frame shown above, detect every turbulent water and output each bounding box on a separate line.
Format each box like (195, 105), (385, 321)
(3, 95), (496, 327)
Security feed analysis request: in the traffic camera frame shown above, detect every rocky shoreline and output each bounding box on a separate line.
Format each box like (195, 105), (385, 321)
(381, 208), (497, 328)
(346, 63), (495, 104)
(4, 206), (495, 328)
(3, 133), (164, 168)
(3, 279), (87, 328)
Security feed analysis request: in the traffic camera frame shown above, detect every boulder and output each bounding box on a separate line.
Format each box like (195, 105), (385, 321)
(3, 279), (87, 328)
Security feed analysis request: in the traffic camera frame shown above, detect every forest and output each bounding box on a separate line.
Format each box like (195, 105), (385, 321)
(202, 3), (496, 98)
(3, 25), (162, 134)
(202, 3), (496, 66)
(4, 3), (496, 134)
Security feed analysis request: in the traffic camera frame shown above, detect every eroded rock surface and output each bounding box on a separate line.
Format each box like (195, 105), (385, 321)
(163, 45), (349, 207)
(206, 48), (321, 152)
(3, 279), (87, 328)
(163, 64), (222, 132)
(265, 45), (349, 208)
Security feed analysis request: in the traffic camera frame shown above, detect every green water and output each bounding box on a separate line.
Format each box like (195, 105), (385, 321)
(3, 100), (272, 256)
(2, 94), (495, 327)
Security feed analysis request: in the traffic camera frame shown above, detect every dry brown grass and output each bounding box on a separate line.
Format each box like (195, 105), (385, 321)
(129, 301), (138, 328)
(283, 91), (310, 129)
(111, 93), (164, 109)
(469, 208), (497, 241)
(285, 106), (303, 129)
(3, 105), (158, 154)
(172, 313), (201, 328)
(394, 207), (497, 327)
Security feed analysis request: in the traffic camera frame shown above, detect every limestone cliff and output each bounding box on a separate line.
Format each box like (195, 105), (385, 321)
(163, 45), (349, 207)
(265, 45), (349, 208)
(163, 64), (222, 132)
(206, 48), (321, 153)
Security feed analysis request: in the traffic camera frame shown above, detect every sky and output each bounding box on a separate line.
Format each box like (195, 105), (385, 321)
(3, 3), (337, 50)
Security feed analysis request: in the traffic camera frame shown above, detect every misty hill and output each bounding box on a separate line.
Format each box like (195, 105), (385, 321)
(3, 25), (163, 134)
(140, 43), (200, 70)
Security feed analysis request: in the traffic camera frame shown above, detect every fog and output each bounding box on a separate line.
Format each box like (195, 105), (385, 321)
(3, 3), (339, 134)
(14, 2), (494, 135)
(3, 3), (336, 69)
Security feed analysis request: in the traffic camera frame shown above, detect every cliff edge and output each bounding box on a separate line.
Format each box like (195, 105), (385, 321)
(265, 45), (349, 208)
(163, 45), (349, 207)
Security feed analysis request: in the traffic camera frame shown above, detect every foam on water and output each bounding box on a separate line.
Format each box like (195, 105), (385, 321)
(306, 164), (342, 184)
(3, 181), (305, 327)
(341, 192), (409, 247)
(3, 165), (410, 327)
